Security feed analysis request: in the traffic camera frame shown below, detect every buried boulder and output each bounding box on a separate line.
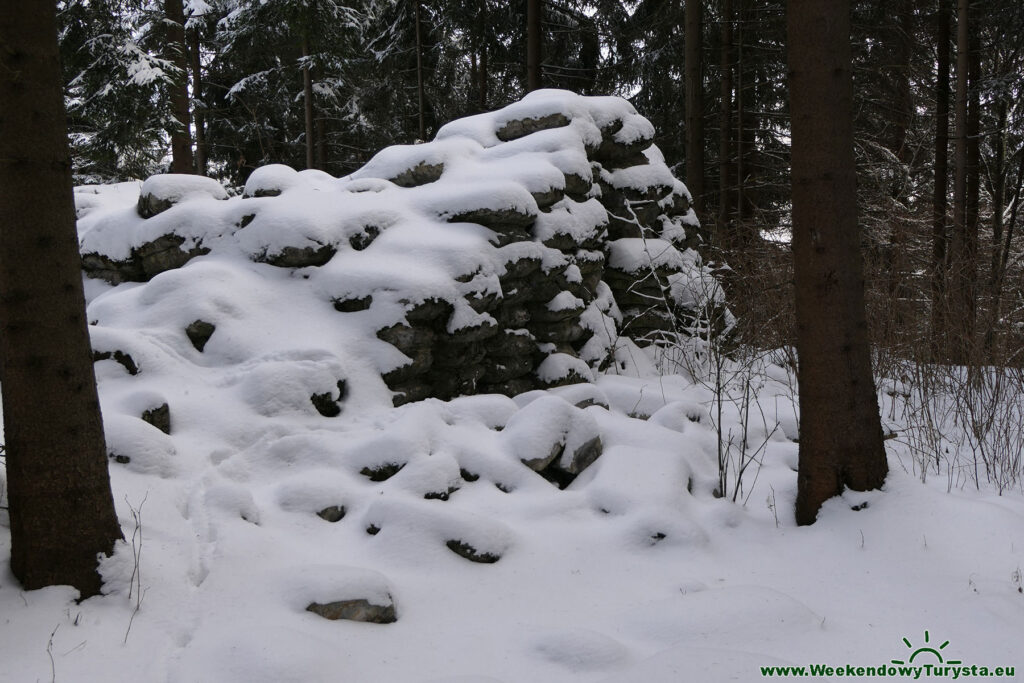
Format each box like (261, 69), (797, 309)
(137, 173), (228, 218)
(306, 598), (396, 624)
(287, 566), (399, 624)
(446, 539), (501, 564)
(501, 395), (604, 488)
(185, 319), (216, 352)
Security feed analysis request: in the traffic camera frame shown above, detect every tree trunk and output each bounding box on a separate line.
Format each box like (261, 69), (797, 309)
(473, 4), (489, 112)
(718, 0), (733, 232)
(999, 153), (1024, 303)
(415, 0), (426, 141)
(685, 0), (704, 213)
(301, 32), (315, 170)
(964, 19), (980, 358)
(984, 100), (1008, 352)
(577, 11), (600, 95)
(165, 0), (194, 173)
(989, 101), (1008, 293)
(740, 51), (759, 229)
(189, 25), (207, 176)
(469, 48), (479, 113)
(479, 41), (489, 111)
(931, 0), (950, 359)
(735, 0), (745, 232)
(787, 0), (888, 525)
(949, 0), (974, 363)
(888, 0), (912, 164)
(526, 0), (542, 91)
(315, 116), (327, 170)
(735, 0), (758, 237)
(884, 0), (914, 339)
(0, 0), (123, 597)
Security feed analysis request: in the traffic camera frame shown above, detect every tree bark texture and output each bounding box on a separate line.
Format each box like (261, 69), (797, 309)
(165, 0), (194, 173)
(0, 0), (123, 596)
(787, 0), (888, 525)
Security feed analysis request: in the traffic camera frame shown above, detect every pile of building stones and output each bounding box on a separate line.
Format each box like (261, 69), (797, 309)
(79, 90), (727, 408)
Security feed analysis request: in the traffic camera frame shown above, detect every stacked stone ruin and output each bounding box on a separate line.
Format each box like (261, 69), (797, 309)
(79, 90), (728, 407)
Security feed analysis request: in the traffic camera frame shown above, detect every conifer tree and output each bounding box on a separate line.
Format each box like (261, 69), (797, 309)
(0, 0), (123, 597)
(788, 0), (888, 524)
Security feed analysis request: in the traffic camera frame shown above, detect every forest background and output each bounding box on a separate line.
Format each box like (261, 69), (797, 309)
(60, 0), (1024, 374)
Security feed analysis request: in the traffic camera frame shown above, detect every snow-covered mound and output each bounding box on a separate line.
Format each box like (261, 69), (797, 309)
(2, 92), (1020, 683)
(76, 90), (728, 408)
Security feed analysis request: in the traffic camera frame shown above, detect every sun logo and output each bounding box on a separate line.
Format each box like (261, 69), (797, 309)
(891, 631), (962, 666)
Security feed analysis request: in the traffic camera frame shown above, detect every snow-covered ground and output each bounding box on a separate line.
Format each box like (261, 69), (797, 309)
(2, 90), (1023, 681)
(2, 357), (1022, 682)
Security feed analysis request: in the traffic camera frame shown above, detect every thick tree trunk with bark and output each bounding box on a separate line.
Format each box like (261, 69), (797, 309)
(787, 0), (888, 525)
(931, 0), (950, 358)
(526, 0), (542, 91)
(0, 0), (123, 597)
(685, 0), (704, 213)
(165, 0), (194, 173)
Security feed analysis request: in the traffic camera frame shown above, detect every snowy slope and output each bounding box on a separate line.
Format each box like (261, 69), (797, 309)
(2, 364), (1022, 682)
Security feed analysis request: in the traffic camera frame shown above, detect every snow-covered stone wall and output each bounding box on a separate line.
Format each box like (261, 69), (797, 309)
(77, 90), (727, 407)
